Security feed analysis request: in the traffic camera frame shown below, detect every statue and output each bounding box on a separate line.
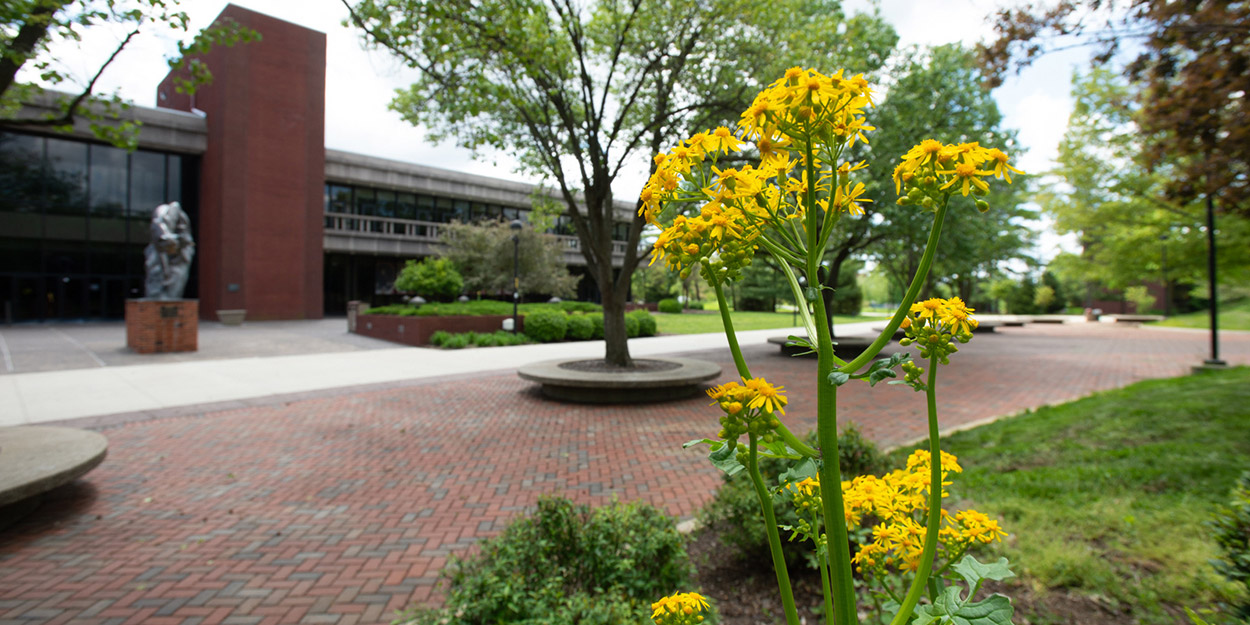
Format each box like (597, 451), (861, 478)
(144, 201), (195, 300)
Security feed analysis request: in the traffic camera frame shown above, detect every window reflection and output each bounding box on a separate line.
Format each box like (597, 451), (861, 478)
(46, 138), (89, 215)
(89, 144), (127, 217)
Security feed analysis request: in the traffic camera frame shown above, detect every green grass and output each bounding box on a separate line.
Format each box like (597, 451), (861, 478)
(654, 310), (865, 335)
(1153, 298), (1250, 331)
(900, 367), (1250, 623)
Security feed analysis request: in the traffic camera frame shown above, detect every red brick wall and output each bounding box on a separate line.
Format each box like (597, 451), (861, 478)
(126, 300), (199, 353)
(157, 6), (325, 321)
(354, 314), (524, 346)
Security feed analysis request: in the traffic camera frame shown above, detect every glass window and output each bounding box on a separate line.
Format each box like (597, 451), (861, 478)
(0, 133), (45, 213)
(354, 187), (377, 216)
(46, 138), (89, 215)
(167, 155), (182, 204)
(435, 197), (453, 222)
(415, 194), (434, 222)
(376, 189), (396, 218)
(452, 199), (470, 222)
(326, 184), (352, 213)
(88, 143), (127, 217)
(502, 206), (519, 222)
(128, 150), (166, 218)
(396, 193), (416, 220)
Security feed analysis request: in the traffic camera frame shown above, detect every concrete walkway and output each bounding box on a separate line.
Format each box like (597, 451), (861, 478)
(0, 318), (893, 426)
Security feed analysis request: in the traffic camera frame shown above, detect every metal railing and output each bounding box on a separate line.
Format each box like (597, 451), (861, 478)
(324, 212), (634, 258)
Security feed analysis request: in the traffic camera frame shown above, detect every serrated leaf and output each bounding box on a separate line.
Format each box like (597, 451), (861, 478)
(952, 555), (1016, 590)
(913, 591), (1013, 625)
(708, 440), (744, 476)
(828, 371), (850, 386)
(867, 367), (898, 386)
(683, 438), (719, 449)
(779, 457), (818, 484)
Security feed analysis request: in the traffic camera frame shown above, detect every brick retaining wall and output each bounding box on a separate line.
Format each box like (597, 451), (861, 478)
(354, 313), (523, 346)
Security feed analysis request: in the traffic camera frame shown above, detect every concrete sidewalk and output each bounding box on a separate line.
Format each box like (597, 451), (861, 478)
(0, 319), (892, 426)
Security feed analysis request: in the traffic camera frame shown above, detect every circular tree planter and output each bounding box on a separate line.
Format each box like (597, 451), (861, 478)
(517, 357), (722, 403)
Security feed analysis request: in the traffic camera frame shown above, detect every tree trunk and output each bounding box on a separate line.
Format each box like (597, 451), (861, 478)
(600, 287), (632, 367)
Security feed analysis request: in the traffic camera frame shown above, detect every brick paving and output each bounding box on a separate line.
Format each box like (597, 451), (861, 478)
(1, 323), (1247, 625)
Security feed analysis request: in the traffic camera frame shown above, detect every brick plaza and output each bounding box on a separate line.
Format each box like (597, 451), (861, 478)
(2, 323), (1247, 625)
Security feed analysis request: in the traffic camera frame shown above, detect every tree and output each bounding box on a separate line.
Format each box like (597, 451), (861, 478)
(439, 221), (578, 299)
(1, 1), (257, 149)
(343, 0), (897, 366)
(396, 257), (464, 300)
(859, 45), (1033, 311)
(1040, 70), (1250, 296)
(979, 0), (1250, 214)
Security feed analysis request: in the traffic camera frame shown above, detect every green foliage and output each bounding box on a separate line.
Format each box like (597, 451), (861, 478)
(1210, 472), (1250, 621)
(586, 313), (605, 340)
(634, 263), (680, 303)
(438, 221), (577, 299)
(523, 309), (568, 343)
(701, 425), (889, 566)
(1155, 297), (1250, 331)
(566, 314), (595, 340)
(627, 310), (656, 337)
(442, 333), (471, 349)
(368, 300), (599, 317)
(1, 1), (258, 150)
(829, 261), (865, 316)
(395, 258), (464, 301)
(658, 298), (683, 314)
(399, 496), (694, 625)
(917, 368), (1250, 622)
(911, 556), (1016, 625)
(1125, 285), (1157, 314)
(624, 312), (641, 338)
(428, 330), (453, 346)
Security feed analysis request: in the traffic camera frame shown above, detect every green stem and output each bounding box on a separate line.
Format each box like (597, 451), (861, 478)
(820, 542), (835, 622)
(888, 355), (945, 625)
(749, 433), (801, 625)
(837, 198), (950, 374)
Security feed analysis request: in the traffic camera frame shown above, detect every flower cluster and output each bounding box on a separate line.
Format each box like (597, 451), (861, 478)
(900, 296), (978, 364)
(651, 591), (710, 625)
(893, 140), (1022, 211)
(783, 451), (1006, 574)
(738, 67), (875, 148)
(707, 377), (787, 442)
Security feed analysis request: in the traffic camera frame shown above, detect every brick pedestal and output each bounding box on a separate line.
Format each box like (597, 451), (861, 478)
(126, 300), (199, 354)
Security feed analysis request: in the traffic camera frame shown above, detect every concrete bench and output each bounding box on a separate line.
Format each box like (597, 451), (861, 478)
(0, 426), (108, 508)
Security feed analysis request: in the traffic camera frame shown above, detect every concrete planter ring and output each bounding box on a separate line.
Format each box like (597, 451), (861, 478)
(517, 357), (722, 403)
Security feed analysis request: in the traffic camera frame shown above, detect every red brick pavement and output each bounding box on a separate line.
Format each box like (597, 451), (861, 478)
(1, 324), (1246, 625)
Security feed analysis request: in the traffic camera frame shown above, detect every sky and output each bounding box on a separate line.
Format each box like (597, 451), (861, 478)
(28, 0), (1087, 263)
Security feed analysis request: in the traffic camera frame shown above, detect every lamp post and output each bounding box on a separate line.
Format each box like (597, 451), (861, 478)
(1203, 195), (1226, 367)
(510, 219), (523, 334)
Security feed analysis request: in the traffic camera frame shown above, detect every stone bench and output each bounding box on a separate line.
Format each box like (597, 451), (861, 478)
(517, 357), (721, 403)
(0, 426), (108, 508)
(768, 335), (895, 360)
(1104, 314), (1166, 324)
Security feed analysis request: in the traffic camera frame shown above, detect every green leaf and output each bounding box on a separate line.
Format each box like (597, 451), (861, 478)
(708, 440), (744, 477)
(779, 457), (818, 484)
(828, 371), (851, 386)
(951, 555), (1016, 590)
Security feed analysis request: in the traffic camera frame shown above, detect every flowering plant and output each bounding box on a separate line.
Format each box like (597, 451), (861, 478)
(644, 68), (1021, 625)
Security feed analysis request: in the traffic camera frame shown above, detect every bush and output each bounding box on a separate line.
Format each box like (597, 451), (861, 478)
(658, 298), (682, 314)
(1211, 472), (1250, 621)
(428, 330), (453, 346)
(472, 332), (499, 347)
(699, 425), (889, 567)
(628, 310), (657, 337)
(395, 258), (463, 301)
(624, 312), (641, 338)
(524, 309), (568, 342)
(586, 313), (605, 339)
(443, 333), (471, 349)
(567, 314), (595, 340)
(399, 496), (695, 625)
(555, 301), (603, 314)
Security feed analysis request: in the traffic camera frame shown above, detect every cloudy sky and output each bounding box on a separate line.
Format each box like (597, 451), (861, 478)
(29, 0), (1087, 261)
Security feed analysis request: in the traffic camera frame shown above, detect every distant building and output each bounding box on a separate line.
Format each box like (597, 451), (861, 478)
(0, 4), (634, 323)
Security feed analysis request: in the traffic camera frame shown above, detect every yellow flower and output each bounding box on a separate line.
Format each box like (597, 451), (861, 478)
(833, 181), (872, 215)
(652, 592), (710, 625)
(986, 148), (1023, 183)
(703, 126), (743, 154)
(743, 377), (787, 415)
(910, 298), (944, 322)
(938, 296), (978, 335)
(938, 162), (992, 197)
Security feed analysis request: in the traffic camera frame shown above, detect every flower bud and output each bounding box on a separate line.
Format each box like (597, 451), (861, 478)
(975, 199), (990, 213)
(921, 197), (934, 209)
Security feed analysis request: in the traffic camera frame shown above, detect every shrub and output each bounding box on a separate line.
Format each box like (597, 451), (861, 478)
(628, 310), (657, 337)
(658, 298), (682, 314)
(428, 330), (453, 347)
(567, 314), (595, 340)
(472, 332), (498, 347)
(556, 300), (603, 314)
(586, 313), (605, 339)
(523, 309), (568, 342)
(1211, 472), (1250, 621)
(395, 258), (463, 301)
(443, 333), (471, 349)
(700, 425), (889, 567)
(624, 312), (641, 338)
(399, 496), (695, 625)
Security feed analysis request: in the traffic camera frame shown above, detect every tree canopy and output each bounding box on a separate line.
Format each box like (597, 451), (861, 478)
(438, 220), (579, 299)
(1, 0), (256, 149)
(343, 0), (898, 365)
(978, 0), (1250, 213)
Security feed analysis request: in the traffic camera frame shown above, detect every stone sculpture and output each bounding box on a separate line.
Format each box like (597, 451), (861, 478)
(144, 201), (195, 300)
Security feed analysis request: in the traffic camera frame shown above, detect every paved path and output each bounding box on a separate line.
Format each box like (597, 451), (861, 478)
(0, 322), (1247, 625)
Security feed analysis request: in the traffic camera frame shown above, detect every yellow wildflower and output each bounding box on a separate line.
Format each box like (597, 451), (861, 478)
(743, 377), (787, 415)
(651, 591), (710, 625)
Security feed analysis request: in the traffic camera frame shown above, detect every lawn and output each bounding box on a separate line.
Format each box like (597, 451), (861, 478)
(902, 367), (1250, 624)
(1153, 298), (1250, 331)
(654, 310), (866, 335)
